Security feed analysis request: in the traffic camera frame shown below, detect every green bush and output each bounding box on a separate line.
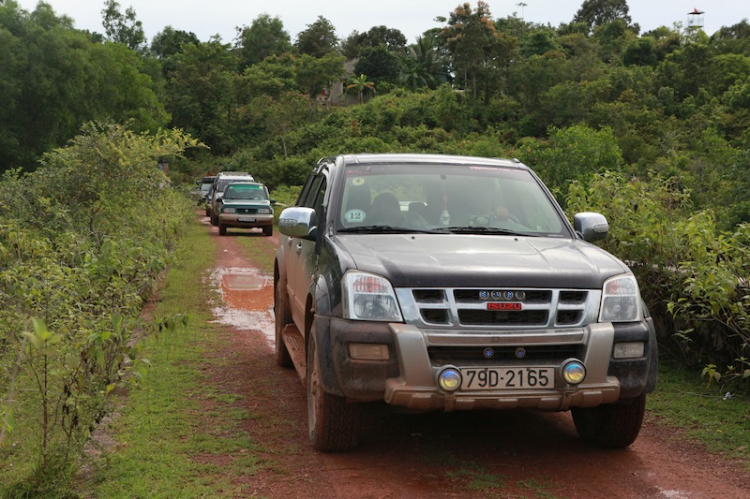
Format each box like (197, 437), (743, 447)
(0, 123), (200, 495)
(566, 172), (750, 384)
(519, 125), (624, 200)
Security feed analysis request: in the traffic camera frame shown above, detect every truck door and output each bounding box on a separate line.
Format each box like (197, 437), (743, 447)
(286, 174), (327, 330)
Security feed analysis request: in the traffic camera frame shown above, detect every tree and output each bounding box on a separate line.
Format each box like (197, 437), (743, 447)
(354, 45), (401, 85)
(522, 125), (624, 193)
(294, 52), (346, 100)
(439, 2), (501, 99)
(655, 39), (713, 101)
(237, 53), (297, 100)
(593, 18), (635, 62)
(0, 1), (166, 171)
(572, 0), (635, 33)
(712, 20), (750, 56)
(151, 26), (199, 60)
(401, 34), (448, 90)
(101, 0), (146, 53)
(259, 91), (314, 158)
(150, 26), (200, 77)
(341, 25), (407, 59)
(622, 37), (658, 66)
(236, 14), (292, 70)
(346, 74), (376, 103)
(520, 30), (559, 58)
(167, 39), (238, 154)
(295, 16), (338, 58)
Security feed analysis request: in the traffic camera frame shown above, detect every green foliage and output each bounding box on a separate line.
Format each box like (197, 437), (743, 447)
(573, 0), (634, 32)
(236, 14), (291, 70)
(668, 218), (750, 369)
(518, 125), (623, 197)
(341, 25), (407, 59)
(566, 173), (750, 378)
(102, 0), (147, 53)
(295, 15), (338, 57)
(0, 2), (168, 171)
(0, 123), (199, 495)
(150, 26), (199, 63)
(346, 74), (376, 104)
(440, 1), (504, 101)
(166, 39), (238, 155)
(354, 46), (401, 85)
(294, 52), (346, 99)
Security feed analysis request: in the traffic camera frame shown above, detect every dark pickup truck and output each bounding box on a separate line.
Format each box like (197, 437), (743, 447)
(274, 153), (657, 452)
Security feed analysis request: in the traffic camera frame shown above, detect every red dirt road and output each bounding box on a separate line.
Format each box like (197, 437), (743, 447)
(206, 218), (750, 499)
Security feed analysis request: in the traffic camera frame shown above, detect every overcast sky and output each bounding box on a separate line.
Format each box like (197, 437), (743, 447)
(13, 1), (750, 44)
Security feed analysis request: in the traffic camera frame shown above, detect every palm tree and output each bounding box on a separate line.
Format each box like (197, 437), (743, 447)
(401, 35), (448, 90)
(346, 74), (376, 104)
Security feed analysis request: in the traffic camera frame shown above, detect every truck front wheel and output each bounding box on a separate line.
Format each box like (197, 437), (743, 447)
(571, 394), (646, 448)
(307, 323), (360, 452)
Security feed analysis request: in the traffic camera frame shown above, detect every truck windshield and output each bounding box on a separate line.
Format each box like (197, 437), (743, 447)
(336, 163), (569, 237)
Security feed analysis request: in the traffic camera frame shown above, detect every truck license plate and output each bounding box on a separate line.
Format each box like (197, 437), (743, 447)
(238, 216), (255, 222)
(460, 367), (554, 390)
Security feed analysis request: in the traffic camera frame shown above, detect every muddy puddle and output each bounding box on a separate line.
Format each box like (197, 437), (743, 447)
(209, 266), (275, 347)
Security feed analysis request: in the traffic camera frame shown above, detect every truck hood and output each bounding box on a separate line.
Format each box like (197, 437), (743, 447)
(333, 234), (629, 289)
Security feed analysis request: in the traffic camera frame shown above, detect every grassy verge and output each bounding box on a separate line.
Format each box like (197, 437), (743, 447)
(647, 359), (750, 468)
(78, 218), (255, 498)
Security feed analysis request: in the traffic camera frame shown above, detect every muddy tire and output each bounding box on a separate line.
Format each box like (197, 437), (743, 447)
(219, 224), (227, 236)
(572, 394), (646, 449)
(307, 323), (360, 452)
(263, 225), (273, 237)
(274, 280), (293, 368)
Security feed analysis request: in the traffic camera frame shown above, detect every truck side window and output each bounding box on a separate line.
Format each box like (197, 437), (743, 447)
(296, 174), (318, 207)
(303, 176), (324, 209)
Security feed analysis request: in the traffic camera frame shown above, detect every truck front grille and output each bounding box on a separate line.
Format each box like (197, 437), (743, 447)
(404, 287), (598, 329)
(458, 309), (549, 326)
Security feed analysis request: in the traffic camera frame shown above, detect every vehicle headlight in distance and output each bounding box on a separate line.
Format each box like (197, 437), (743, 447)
(257, 208), (271, 214)
(223, 207), (236, 213)
(599, 274), (641, 322)
(342, 271), (403, 322)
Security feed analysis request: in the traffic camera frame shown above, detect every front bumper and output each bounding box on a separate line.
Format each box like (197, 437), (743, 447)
(327, 317), (656, 411)
(219, 213), (273, 228)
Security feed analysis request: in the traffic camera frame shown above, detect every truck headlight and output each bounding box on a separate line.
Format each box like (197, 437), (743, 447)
(342, 271), (403, 322)
(599, 275), (641, 322)
(223, 207), (236, 213)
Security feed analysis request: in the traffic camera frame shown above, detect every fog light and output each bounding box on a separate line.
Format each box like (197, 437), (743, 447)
(613, 342), (645, 359)
(438, 368), (462, 392)
(562, 360), (586, 385)
(348, 343), (389, 360)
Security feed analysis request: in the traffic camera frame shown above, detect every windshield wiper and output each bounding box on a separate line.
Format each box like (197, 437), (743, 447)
(445, 226), (534, 237)
(338, 225), (449, 234)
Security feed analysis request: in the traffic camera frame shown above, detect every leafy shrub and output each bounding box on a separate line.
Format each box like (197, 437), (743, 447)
(519, 125), (624, 200)
(566, 172), (750, 382)
(0, 123), (199, 494)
